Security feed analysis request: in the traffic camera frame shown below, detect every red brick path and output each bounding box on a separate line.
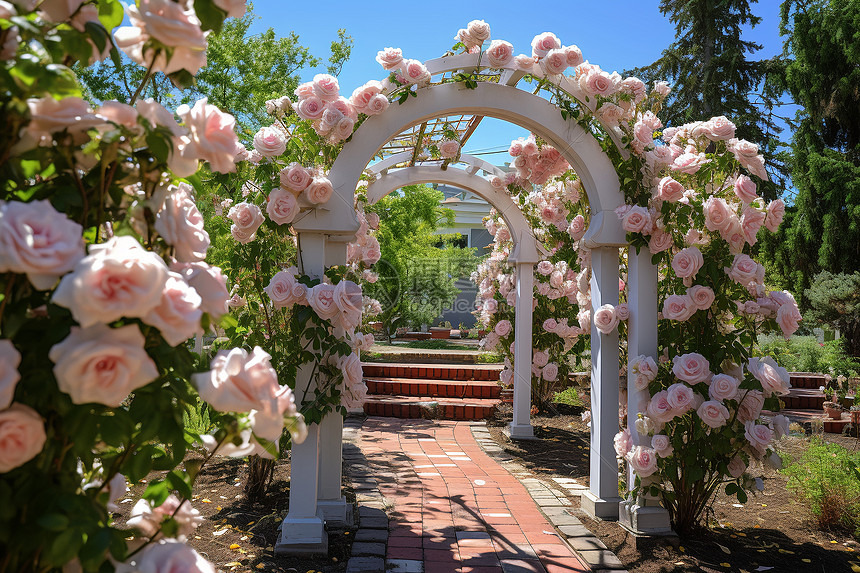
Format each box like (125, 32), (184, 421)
(356, 417), (590, 573)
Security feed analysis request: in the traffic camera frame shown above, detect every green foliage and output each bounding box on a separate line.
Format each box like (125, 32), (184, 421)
(804, 272), (860, 356)
(552, 386), (584, 408)
(628, 0), (787, 197)
(326, 28), (353, 77)
(758, 334), (860, 375)
(762, 0), (860, 302)
(365, 185), (477, 333)
(782, 439), (860, 538)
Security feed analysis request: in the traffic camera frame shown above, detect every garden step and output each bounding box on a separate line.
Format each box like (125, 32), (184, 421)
(789, 372), (828, 390)
(364, 377), (500, 399)
(770, 409), (856, 434)
(362, 395), (498, 420)
(783, 388), (827, 410)
(361, 362), (502, 381)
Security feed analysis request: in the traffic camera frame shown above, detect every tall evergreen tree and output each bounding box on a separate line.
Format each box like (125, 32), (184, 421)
(761, 0), (860, 306)
(628, 0), (787, 195)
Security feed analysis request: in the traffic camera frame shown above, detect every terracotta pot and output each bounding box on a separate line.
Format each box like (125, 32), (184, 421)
(825, 406), (843, 420)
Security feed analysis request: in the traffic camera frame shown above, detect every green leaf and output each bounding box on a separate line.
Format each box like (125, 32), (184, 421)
(37, 513), (69, 532)
(46, 528), (84, 566)
(192, 0), (227, 33)
(97, 0), (125, 30)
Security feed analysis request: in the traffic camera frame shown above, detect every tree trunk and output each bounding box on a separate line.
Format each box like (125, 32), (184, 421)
(245, 455), (275, 500)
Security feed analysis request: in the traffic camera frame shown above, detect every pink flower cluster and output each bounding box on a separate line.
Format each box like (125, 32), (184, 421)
(293, 73), (389, 144)
(508, 135), (570, 185)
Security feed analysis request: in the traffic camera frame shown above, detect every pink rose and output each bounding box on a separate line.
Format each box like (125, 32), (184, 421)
(626, 446), (658, 478)
(648, 229), (673, 254)
(772, 414), (790, 439)
(24, 96), (104, 147)
(494, 319), (512, 337)
(376, 47), (403, 70)
(177, 98), (240, 174)
(49, 323), (159, 407)
(438, 139), (460, 159)
(280, 163), (313, 193)
(213, 0), (246, 17)
(0, 199), (85, 290)
(116, 539), (215, 573)
(305, 176), (334, 204)
(307, 283), (338, 321)
(654, 81), (671, 97)
(740, 206), (766, 246)
(265, 268), (302, 309)
(726, 254), (759, 285)
(727, 455), (746, 478)
(0, 403), (46, 473)
(401, 59), (430, 85)
(127, 494), (202, 540)
(666, 382), (695, 413)
(537, 260), (553, 275)
(295, 95), (325, 121)
(144, 273), (203, 346)
(632, 355), (658, 390)
(701, 116), (736, 141)
(466, 19), (490, 43)
(565, 45), (584, 67)
(620, 77), (647, 103)
(542, 318), (558, 333)
(584, 69), (617, 97)
(154, 183), (209, 262)
(593, 304), (619, 335)
(266, 188), (298, 225)
(227, 202), (264, 244)
(671, 151), (709, 174)
(52, 236), (168, 327)
(38, 0), (84, 22)
(729, 139), (769, 180)
(253, 125), (287, 157)
(616, 303), (630, 321)
(350, 80), (385, 114)
(539, 48), (568, 75)
(488, 175), (503, 188)
(744, 421), (773, 456)
(748, 357), (791, 396)
(764, 199), (785, 233)
(193, 346), (283, 417)
(170, 261), (230, 319)
(775, 299), (802, 338)
(736, 389), (765, 423)
(687, 285), (715, 310)
(365, 93), (390, 116)
(619, 205), (652, 234)
(672, 352), (711, 384)
(98, 101), (139, 129)
(658, 176), (685, 203)
(531, 32), (561, 59)
(614, 428), (632, 457)
(486, 39), (514, 68)
(312, 73), (340, 102)
(0, 341), (20, 410)
(340, 352), (366, 408)
(703, 197), (732, 234)
(567, 215), (586, 240)
(532, 350), (549, 368)
(697, 400), (730, 428)
(646, 390), (673, 424)
(671, 247), (703, 280)
(662, 294), (695, 322)
(361, 236), (381, 265)
(734, 175), (758, 203)
(651, 434), (673, 458)
(508, 139), (523, 157)
(334, 280), (363, 331)
(709, 374), (740, 401)
(597, 103), (624, 127)
(542, 362), (559, 382)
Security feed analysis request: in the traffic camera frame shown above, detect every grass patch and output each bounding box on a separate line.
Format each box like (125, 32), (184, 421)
(781, 439), (860, 538)
(553, 386), (585, 408)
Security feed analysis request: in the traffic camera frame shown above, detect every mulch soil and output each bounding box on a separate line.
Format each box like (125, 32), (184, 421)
(115, 454), (355, 573)
(488, 406), (860, 573)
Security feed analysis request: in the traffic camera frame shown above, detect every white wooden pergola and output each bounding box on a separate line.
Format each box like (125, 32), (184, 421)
(275, 53), (669, 554)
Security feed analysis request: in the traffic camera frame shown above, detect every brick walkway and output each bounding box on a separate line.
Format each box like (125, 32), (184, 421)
(348, 417), (591, 573)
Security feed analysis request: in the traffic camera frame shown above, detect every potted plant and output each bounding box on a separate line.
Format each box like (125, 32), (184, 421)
(430, 320), (452, 340)
(823, 401), (845, 420)
(457, 322), (471, 339)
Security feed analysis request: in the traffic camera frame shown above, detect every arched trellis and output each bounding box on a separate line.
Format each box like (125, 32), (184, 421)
(276, 58), (667, 555)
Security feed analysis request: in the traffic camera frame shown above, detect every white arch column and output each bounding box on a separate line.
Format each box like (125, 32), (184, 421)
(276, 232), (329, 554)
(581, 246), (623, 519)
(619, 248), (672, 533)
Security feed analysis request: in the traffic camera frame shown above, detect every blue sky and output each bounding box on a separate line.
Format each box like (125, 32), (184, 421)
(247, 0), (789, 160)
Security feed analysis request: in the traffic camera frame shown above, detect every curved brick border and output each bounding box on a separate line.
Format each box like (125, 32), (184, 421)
(470, 424), (629, 572)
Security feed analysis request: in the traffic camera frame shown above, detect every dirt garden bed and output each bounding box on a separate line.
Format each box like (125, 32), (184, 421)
(488, 408), (860, 573)
(114, 455), (355, 573)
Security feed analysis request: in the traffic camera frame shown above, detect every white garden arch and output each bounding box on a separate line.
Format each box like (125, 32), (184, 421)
(276, 56), (669, 554)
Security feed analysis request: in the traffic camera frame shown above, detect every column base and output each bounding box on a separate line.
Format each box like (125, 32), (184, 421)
(505, 423), (535, 440)
(274, 516), (328, 555)
(317, 497), (354, 527)
(618, 499), (673, 535)
(581, 490), (622, 521)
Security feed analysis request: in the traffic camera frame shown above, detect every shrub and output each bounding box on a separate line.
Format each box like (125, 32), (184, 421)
(781, 440), (860, 538)
(758, 335), (860, 375)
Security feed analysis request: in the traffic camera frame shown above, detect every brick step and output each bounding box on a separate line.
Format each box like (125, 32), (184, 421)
(362, 362), (502, 382)
(789, 373), (828, 390)
(364, 377), (500, 399)
(770, 409), (857, 434)
(363, 395), (498, 420)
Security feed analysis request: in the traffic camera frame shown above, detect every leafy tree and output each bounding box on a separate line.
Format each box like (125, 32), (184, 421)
(805, 272), (860, 357)
(628, 0), (787, 195)
(365, 185), (477, 336)
(762, 0), (860, 305)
